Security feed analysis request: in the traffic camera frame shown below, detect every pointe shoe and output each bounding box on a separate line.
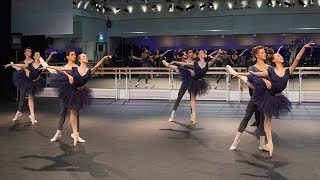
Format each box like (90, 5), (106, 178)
(71, 132), (79, 146)
(12, 111), (22, 121)
(162, 60), (170, 67)
(230, 140), (240, 150)
(50, 130), (62, 142)
(191, 113), (197, 125)
(29, 115), (38, 124)
(258, 145), (270, 152)
(77, 136), (86, 143)
(71, 133), (86, 143)
(134, 82), (139, 88)
(214, 84), (218, 89)
(226, 65), (238, 77)
(168, 110), (176, 122)
(266, 144), (273, 157)
(230, 132), (242, 151)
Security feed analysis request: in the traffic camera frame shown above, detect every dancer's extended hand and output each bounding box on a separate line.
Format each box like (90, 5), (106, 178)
(25, 69), (30, 77)
(303, 41), (315, 48)
(50, 51), (57, 56)
(188, 69), (195, 76)
(4, 64), (11, 69)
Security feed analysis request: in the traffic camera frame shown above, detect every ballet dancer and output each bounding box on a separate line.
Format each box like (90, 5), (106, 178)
(47, 50), (85, 143)
(163, 49), (221, 125)
(227, 41), (315, 157)
(44, 54), (112, 146)
(230, 46), (270, 152)
(5, 51), (47, 124)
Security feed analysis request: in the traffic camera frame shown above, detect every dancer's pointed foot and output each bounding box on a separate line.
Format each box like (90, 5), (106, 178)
(168, 111), (176, 122)
(50, 130), (62, 142)
(12, 111), (22, 121)
(258, 145), (270, 152)
(230, 132), (242, 150)
(191, 113), (197, 125)
(266, 144), (273, 157)
(71, 133), (86, 143)
(162, 60), (170, 67)
(226, 65), (238, 77)
(230, 140), (240, 150)
(29, 115), (38, 124)
(71, 132), (79, 146)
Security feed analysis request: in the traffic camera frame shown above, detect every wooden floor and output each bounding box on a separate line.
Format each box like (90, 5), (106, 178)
(0, 98), (319, 180)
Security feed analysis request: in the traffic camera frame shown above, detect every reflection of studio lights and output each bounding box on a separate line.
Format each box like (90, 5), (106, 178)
(141, 5), (147, 12)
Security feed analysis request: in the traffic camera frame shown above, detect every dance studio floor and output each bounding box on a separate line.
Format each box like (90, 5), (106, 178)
(0, 98), (319, 180)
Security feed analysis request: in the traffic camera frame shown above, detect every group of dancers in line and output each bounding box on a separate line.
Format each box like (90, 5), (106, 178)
(161, 41), (314, 157)
(4, 41), (314, 157)
(129, 47), (250, 91)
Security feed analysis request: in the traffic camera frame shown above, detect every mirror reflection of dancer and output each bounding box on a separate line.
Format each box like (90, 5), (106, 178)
(227, 41), (315, 157)
(163, 49), (195, 122)
(47, 50), (85, 143)
(163, 49), (221, 125)
(44, 54), (112, 146)
(132, 48), (156, 88)
(5, 51), (48, 124)
(229, 46), (270, 152)
(150, 49), (171, 68)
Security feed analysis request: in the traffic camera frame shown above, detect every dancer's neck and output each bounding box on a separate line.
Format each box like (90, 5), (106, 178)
(79, 63), (87, 69)
(24, 57), (33, 63)
(65, 61), (76, 67)
(255, 59), (265, 66)
(275, 63), (284, 69)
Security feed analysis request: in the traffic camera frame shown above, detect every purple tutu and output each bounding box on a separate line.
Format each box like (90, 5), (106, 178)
(179, 66), (210, 96)
(12, 70), (46, 96)
(248, 74), (292, 118)
(50, 72), (93, 110)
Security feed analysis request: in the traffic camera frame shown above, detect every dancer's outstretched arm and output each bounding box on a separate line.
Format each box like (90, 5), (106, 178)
(44, 66), (72, 72)
(170, 61), (193, 67)
(91, 55), (111, 75)
(160, 50), (171, 57)
(4, 63), (28, 69)
(239, 49), (248, 57)
(131, 55), (142, 61)
(289, 41), (315, 74)
(46, 51), (57, 63)
(236, 71), (269, 77)
(208, 49), (222, 66)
